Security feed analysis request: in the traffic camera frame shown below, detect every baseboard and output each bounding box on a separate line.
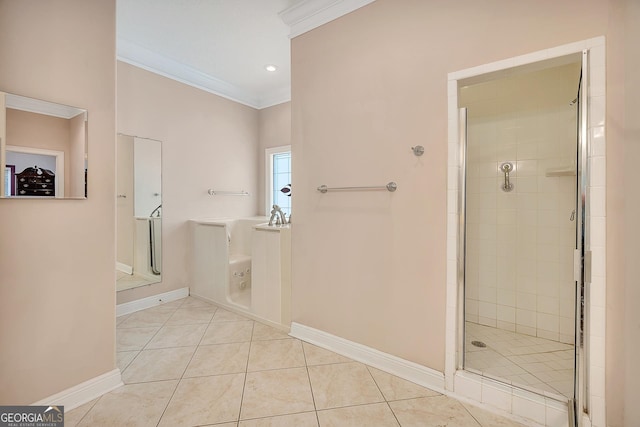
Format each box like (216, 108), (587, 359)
(290, 322), (445, 393)
(116, 262), (133, 275)
(116, 287), (189, 317)
(32, 369), (122, 411)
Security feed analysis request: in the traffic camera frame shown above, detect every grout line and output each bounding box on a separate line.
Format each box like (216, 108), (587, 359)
(364, 365), (387, 401)
(459, 400), (486, 427)
(237, 410), (318, 424)
(365, 365), (404, 426)
(236, 321), (256, 423)
(156, 297), (216, 426)
(154, 379), (180, 427)
(117, 303), (185, 380)
(71, 394), (103, 427)
(301, 340), (323, 427)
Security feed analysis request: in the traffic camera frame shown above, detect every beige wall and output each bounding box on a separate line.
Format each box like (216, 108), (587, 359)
(258, 102), (291, 215)
(291, 1), (636, 424)
(116, 61), (260, 304)
(0, 0), (115, 404)
(622, 0), (640, 424)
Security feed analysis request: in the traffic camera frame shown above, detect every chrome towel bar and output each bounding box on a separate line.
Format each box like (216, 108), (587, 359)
(317, 182), (397, 193)
(207, 189), (249, 196)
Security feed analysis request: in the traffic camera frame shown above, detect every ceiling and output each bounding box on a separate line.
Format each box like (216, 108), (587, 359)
(117, 0), (300, 109)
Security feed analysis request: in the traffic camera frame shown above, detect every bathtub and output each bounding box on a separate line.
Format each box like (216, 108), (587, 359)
(189, 217), (291, 328)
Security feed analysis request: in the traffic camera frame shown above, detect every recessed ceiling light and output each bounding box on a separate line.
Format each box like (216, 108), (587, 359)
(265, 65), (277, 72)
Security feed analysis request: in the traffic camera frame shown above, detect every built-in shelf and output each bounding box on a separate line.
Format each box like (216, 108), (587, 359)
(545, 167), (576, 177)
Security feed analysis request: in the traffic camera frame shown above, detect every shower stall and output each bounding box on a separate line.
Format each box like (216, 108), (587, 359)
(459, 57), (583, 400)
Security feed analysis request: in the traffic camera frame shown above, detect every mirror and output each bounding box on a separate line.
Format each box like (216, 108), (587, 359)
(1, 92), (87, 198)
(116, 134), (162, 291)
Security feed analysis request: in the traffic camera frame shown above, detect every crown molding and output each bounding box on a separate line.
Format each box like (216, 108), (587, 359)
(117, 38), (264, 109)
(279, 0), (376, 38)
(5, 94), (85, 119)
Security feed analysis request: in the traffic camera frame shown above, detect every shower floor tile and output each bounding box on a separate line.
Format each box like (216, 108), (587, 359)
(465, 322), (574, 398)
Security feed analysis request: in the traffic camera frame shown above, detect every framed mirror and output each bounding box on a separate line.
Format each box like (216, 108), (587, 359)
(0, 92), (87, 199)
(116, 134), (162, 291)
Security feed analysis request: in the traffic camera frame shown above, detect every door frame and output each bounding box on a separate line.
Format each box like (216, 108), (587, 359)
(445, 37), (607, 427)
(6, 144), (65, 197)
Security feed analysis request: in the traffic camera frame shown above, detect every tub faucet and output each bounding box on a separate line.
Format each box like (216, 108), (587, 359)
(268, 205), (287, 226)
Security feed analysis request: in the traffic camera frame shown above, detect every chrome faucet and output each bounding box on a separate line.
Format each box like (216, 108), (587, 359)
(268, 205), (287, 226)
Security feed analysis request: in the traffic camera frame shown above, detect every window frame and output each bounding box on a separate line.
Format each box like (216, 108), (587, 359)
(265, 145), (291, 216)
(4, 164), (15, 196)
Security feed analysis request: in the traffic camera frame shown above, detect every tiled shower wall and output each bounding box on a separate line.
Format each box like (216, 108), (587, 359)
(461, 64), (578, 344)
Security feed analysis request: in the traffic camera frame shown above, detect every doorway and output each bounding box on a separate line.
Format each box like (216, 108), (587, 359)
(459, 56), (582, 400)
(445, 38), (607, 427)
(5, 145), (64, 197)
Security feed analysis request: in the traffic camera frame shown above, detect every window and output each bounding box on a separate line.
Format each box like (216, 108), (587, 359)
(265, 146), (291, 216)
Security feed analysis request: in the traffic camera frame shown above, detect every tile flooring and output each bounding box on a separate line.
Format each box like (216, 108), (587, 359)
(66, 297), (527, 426)
(465, 322), (574, 398)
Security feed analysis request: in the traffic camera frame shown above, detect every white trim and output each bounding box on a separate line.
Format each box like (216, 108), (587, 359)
(116, 287), (189, 317)
(117, 39), (289, 110)
(116, 262), (133, 275)
(32, 369), (122, 411)
(279, 0), (377, 38)
(290, 322), (445, 392)
(117, 39), (258, 108)
(265, 145), (292, 216)
(6, 145), (65, 197)
(445, 36), (606, 427)
(5, 93), (85, 120)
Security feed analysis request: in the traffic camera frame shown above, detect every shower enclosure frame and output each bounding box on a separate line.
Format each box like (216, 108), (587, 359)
(445, 38), (607, 427)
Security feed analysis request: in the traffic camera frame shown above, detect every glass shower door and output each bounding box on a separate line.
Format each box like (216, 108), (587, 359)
(459, 58), (583, 404)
